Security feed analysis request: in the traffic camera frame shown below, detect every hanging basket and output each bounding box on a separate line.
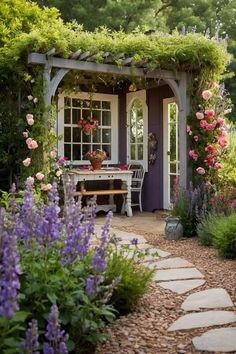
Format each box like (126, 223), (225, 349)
(90, 159), (102, 170)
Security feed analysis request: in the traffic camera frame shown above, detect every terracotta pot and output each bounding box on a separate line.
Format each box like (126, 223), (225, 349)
(90, 159), (102, 170)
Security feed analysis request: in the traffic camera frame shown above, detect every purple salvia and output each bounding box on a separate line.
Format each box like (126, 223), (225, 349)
(21, 319), (40, 354)
(85, 275), (104, 296)
(0, 209), (21, 319)
(43, 304), (69, 354)
(92, 211), (112, 272)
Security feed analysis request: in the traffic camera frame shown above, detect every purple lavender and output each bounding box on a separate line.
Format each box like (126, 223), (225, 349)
(85, 275), (104, 296)
(22, 319), (39, 354)
(0, 209), (21, 319)
(43, 304), (69, 354)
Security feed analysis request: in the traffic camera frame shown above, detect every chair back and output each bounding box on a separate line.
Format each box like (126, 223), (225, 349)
(128, 163), (145, 190)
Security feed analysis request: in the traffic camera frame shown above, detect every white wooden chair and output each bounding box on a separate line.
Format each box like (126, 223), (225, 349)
(128, 163), (145, 212)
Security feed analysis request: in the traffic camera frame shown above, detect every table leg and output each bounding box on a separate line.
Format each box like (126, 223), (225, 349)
(125, 178), (133, 217)
(109, 180), (115, 206)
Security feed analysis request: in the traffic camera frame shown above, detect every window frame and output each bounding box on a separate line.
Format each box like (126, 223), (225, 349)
(126, 90), (148, 171)
(57, 92), (118, 165)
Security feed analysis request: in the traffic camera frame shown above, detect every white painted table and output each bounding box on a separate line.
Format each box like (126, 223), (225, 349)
(65, 169), (133, 217)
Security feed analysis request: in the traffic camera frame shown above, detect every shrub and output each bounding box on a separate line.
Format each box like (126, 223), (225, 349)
(197, 213), (220, 246)
(212, 212), (236, 259)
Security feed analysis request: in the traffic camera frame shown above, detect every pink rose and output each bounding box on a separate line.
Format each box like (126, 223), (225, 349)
(206, 144), (219, 156)
(204, 155), (215, 166)
(200, 120), (207, 128)
(23, 131), (29, 138)
(218, 137), (228, 148)
(189, 149), (198, 161)
(186, 125), (191, 132)
(202, 90), (213, 100)
(23, 157), (31, 167)
(193, 135), (199, 142)
(218, 129), (227, 138)
(26, 114), (34, 126)
(41, 183), (52, 192)
(196, 167), (205, 175)
(214, 162), (222, 170)
(196, 112), (204, 120)
(205, 109), (215, 118)
(26, 137), (32, 145)
(36, 172), (45, 181)
(216, 117), (225, 126)
(27, 139), (38, 150)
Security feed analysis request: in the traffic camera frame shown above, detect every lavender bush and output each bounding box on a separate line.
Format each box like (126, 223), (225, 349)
(0, 178), (153, 353)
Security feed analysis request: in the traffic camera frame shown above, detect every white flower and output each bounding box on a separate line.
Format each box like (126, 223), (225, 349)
(33, 97), (38, 104)
(27, 95), (33, 101)
(56, 170), (62, 177)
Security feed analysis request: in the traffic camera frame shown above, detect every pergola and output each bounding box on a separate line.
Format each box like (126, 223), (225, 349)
(28, 49), (189, 188)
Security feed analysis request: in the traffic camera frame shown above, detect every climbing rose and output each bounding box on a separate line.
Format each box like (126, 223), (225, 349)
(23, 131), (29, 138)
(23, 158), (31, 167)
(214, 162), (222, 170)
(196, 167), (205, 175)
(193, 135), (199, 142)
(27, 139), (38, 150)
(205, 109), (215, 118)
(50, 150), (57, 159)
(218, 137), (228, 148)
(202, 90), (212, 100)
(33, 97), (38, 104)
(26, 114), (34, 125)
(196, 112), (204, 120)
(200, 120), (207, 128)
(217, 117), (225, 126)
(27, 95), (33, 101)
(189, 150), (198, 161)
(36, 172), (45, 181)
(41, 183), (52, 192)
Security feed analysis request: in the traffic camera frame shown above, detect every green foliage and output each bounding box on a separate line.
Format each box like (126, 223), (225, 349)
(197, 212), (219, 246)
(219, 131), (236, 187)
(212, 212), (236, 259)
(105, 246), (154, 314)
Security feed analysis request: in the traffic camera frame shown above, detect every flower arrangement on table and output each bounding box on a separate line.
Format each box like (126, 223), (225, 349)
(85, 149), (107, 169)
(78, 116), (98, 135)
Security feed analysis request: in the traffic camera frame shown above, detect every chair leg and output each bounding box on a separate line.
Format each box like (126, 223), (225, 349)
(121, 195), (126, 214)
(139, 192), (143, 212)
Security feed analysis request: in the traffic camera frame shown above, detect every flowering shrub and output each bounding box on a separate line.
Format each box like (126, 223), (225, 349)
(187, 83), (231, 183)
(85, 149), (107, 162)
(0, 178), (153, 353)
(78, 117), (98, 135)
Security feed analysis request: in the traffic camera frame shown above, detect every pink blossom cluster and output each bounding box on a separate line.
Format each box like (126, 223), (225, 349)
(78, 117), (98, 135)
(22, 114), (39, 168)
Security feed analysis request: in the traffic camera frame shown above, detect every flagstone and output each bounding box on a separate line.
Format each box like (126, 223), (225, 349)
(192, 327), (236, 352)
(158, 279), (206, 294)
(147, 257), (194, 269)
(168, 311), (236, 331)
(181, 288), (234, 311)
(154, 268), (204, 282)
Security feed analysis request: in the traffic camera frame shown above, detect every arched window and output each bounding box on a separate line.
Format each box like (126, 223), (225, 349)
(127, 91), (147, 169)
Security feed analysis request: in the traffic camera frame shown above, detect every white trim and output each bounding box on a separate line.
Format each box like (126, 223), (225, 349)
(57, 92), (118, 165)
(163, 97), (179, 210)
(126, 90), (148, 171)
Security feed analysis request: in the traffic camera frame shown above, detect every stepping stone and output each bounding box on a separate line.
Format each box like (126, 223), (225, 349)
(142, 247), (170, 260)
(192, 327), (236, 352)
(168, 311), (236, 331)
(147, 257), (194, 269)
(158, 279), (206, 294)
(154, 268), (204, 282)
(181, 288), (234, 311)
(111, 229), (147, 243)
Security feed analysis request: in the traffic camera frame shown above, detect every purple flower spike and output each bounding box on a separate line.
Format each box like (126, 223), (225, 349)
(0, 210), (21, 319)
(43, 304), (69, 354)
(131, 238), (138, 246)
(22, 319), (40, 354)
(86, 275), (104, 296)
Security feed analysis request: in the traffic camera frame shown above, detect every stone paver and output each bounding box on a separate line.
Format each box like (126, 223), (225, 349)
(158, 279), (206, 294)
(154, 268), (204, 282)
(147, 257), (194, 269)
(181, 288), (234, 311)
(142, 247), (170, 260)
(192, 327), (236, 352)
(168, 311), (236, 331)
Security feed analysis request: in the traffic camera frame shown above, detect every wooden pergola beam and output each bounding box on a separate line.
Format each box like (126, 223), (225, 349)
(28, 52), (181, 80)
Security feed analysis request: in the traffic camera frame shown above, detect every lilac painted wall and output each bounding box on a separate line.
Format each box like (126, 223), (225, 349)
(143, 85), (173, 211)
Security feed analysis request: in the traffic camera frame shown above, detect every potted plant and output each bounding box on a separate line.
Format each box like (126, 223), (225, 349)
(85, 149), (107, 170)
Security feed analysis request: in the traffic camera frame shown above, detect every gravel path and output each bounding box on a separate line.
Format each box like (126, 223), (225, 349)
(96, 216), (236, 354)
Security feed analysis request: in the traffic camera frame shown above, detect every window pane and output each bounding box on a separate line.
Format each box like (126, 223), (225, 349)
(169, 103), (177, 123)
(64, 109), (70, 124)
(92, 100), (101, 109)
(102, 129), (111, 143)
(93, 144), (101, 151)
(82, 132), (91, 143)
(64, 97), (71, 107)
(102, 145), (111, 160)
(131, 144), (136, 160)
(64, 144), (71, 160)
(137, 144), (143, 160)
(102, 101), (111, 109)
(73, 127), (81, 142)
(72, 109), (80, 124)
(64, 127), (71, 142)
(102, 111), (111, 126)
(82, 100), (91, 108)
(82, 109), (91, 120)
(170, 163), (177, 174)
(73, 145), (81, 160)
(82, 145), (90, 158)
(170, 123), (176, 161)
(92, 129), (100, 143)
(72, 98), (82, 107)
(92, 110), (101, 124)
(130, 124), (136, 143)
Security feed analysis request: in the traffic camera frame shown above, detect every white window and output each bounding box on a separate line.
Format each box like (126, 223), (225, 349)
(127, 90), (148, 170)
(57, 93), (118, 165)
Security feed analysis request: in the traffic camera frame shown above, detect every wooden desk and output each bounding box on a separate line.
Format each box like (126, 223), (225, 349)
(65, 169), (133, 217)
